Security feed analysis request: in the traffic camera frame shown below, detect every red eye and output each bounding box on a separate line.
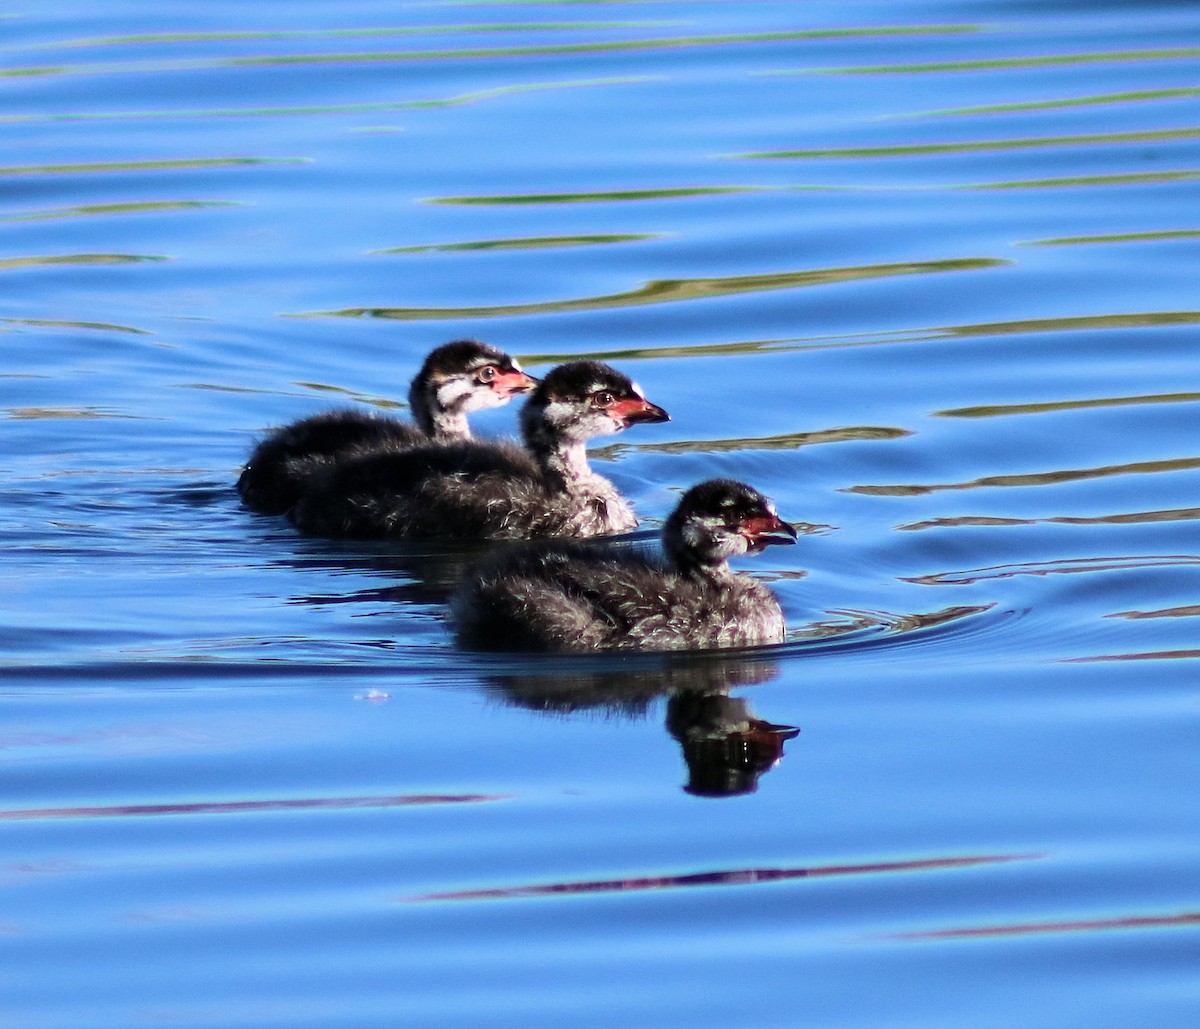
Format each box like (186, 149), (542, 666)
(592, 391), (616, 408)
(477, 365), (498, 383)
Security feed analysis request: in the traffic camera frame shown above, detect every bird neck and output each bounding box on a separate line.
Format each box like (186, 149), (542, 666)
(424, 407), (470, 440)
(533, 437), (594, 491)
(410, 381), (471, 440)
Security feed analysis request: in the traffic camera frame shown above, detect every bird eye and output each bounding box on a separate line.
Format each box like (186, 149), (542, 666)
(592, 391), (616, 408)
(476, 365), (498, 383)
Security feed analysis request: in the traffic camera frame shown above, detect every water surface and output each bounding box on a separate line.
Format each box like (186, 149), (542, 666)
(2, 2), (1199, 1026)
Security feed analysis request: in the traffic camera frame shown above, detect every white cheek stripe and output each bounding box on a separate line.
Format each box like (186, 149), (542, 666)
(438, 380), (474, 408)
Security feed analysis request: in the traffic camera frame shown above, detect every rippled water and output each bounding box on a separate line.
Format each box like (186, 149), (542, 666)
(3, 2), (1199, 1026)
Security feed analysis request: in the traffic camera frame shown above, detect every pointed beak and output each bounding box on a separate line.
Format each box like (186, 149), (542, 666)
(739, 514), (798, 551)
(609, 397), (670, 428)
(492, 369), (539, 398)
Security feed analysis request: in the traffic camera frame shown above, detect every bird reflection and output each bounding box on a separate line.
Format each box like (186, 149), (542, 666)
(666, 689), (800, 798)
(479, 652), (798, 798)
(271, 538), (800, 797)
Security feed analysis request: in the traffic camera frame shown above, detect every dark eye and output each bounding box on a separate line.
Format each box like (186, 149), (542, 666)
(476, 365), (498, 383)
(592, 391), (616, 408)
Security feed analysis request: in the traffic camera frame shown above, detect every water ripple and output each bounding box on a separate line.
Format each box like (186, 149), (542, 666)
(407, 851), (1037, 903)
(848, 456), (1200, 497)
(738, 127), (1200, 160)
(301, 259), (1005, 321)
(797, 46), (1200, 76)
(888, 910), (1200, 941)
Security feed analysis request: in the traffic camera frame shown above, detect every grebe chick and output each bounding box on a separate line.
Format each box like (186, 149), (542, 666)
(289, 361), (669, 540)
(237, 339), (535, 514)
(452, 479), (797, 652)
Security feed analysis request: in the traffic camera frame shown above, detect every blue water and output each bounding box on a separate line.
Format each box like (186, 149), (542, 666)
(3, 2), (1199, 1026)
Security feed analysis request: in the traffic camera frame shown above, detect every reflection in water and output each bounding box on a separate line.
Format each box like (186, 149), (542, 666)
(304, 259), (1004, 321)
(1023, 228), (1200, 248)
(375, 233), (664, 254)
(904, 556), (1200, 586)
(480, 652), (797, 797)
(597, 424), (909, 458)
(666, 690), (799, 798)
(1109, 605), (1200, 620)
(0, 253), (167, 269)
(849, 456), (1200, 497)
(900, 507), (1200, 531)
(916, 85), (1200, 119)
(0, 156), (305, 175)
(888, 910), (1200, 942)
(803, 46), (1200, 77)
(4, 199), (239, 222)
(738, 126), (1200, 160)
(937, 391), (1200, 420)
(408, 852), (1038, 903)
(0, 793), (503, 821)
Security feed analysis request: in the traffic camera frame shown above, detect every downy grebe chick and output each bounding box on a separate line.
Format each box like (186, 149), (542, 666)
(452, 478), (797, 652)
(237, 339), (535, 514)
(289, 361), (669, 540)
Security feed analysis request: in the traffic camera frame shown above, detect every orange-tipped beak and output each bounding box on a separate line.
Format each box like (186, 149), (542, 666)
(739, 514), (798, 551)
(609, 397), (670, 428)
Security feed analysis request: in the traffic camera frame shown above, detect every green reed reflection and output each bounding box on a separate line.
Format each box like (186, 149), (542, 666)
(4, 200), (239, 223)
(849, 456), (1200, 497)
(971, 169), (1200, 190)
(1022, 229), (1200, 247)
(0, 156), (305, 176)
(58, 23), (681, 48)
(1, 25), (978, 80)
(0, 253), (167, 270)
(796, 47), (1200, 76)
(938, 391), (1200, 419)
(600, 426), (910, 457)
(428, 186), (760, 205)
(2, 318), (151, 334)
(920, 86), (1200, 118)
(304, 258), (1003, 321)
(223, 27), (978, 69)
(739, 127), (1200, 159)
(939, 311), (1200, 339)
(521, 310), (1200, 366)
(375, 234), (664, 254)
(3, 77), (657, 124)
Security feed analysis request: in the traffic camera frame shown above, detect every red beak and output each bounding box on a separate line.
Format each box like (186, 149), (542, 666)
(491, 369), (539, 398)
(608, 396), (670, 428)
(739, 514), (798, 551)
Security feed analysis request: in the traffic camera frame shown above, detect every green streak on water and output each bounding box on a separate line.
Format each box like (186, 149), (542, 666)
(52, 22), (685, 48)
(300, 258), (1005, 321)
(0, 157), (306, 176)
(2, 200), (239, 223)
(1, 318), (152, 334)
(738, 126), (1200, 159)
(222, 26), (979, 68)
(918, 86), (1200, 118)
(1020, 229), (1200, 247)
(0, 253), (168, 270)
(968, 169), (1200, 190)
(789, 47), (1200, 76)
(427, 186), (762, 205)
(375, 233), (664, 254)
(1, 76), (657, 123)
(937, 392), (1200, 419)
(848, 456), (1200, 497)
(602, 426), (912, 457)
